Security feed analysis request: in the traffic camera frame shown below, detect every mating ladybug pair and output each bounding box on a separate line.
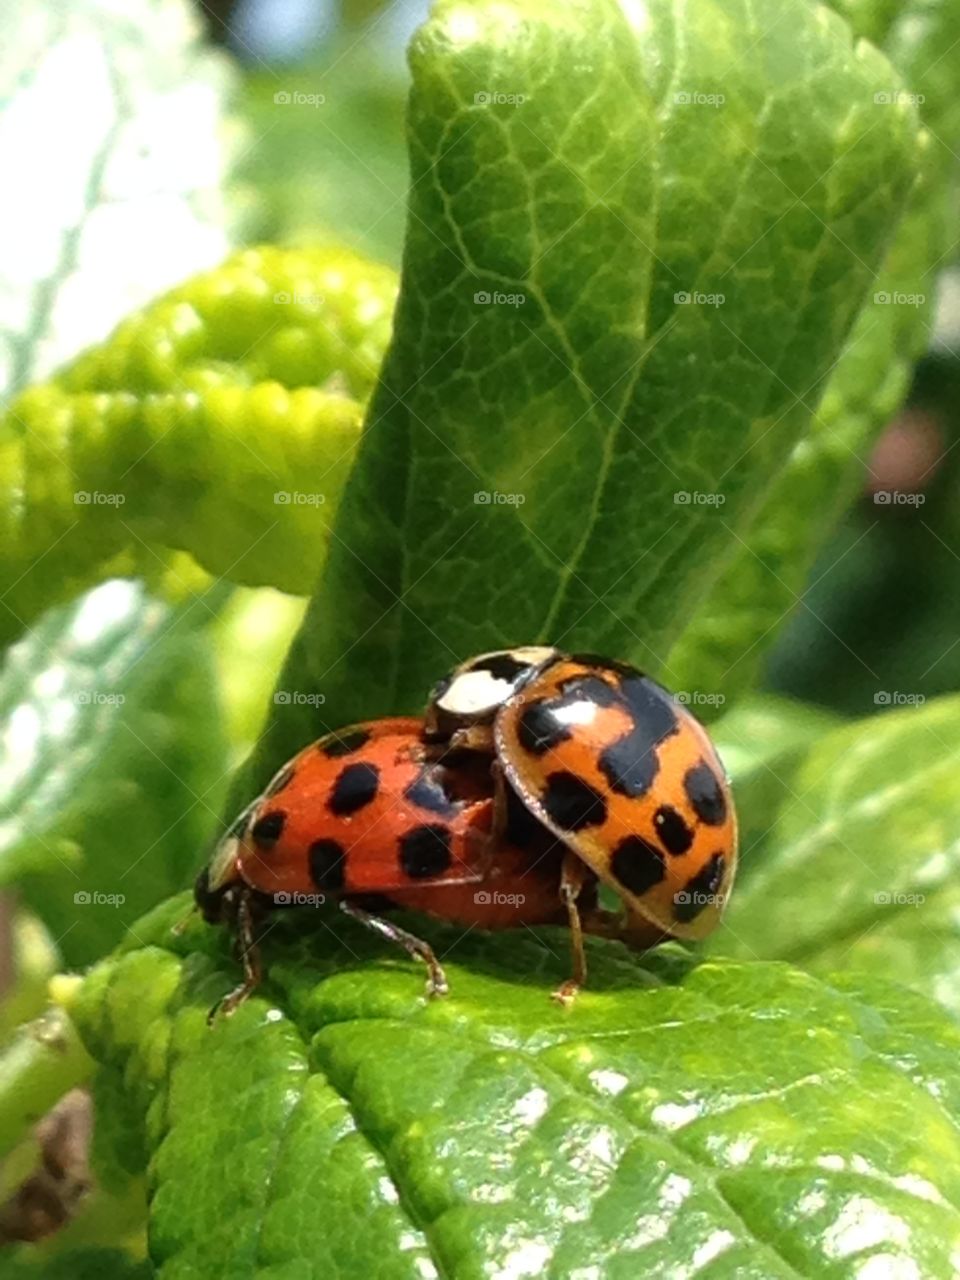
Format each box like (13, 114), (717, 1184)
(196, 647), (737, 1016)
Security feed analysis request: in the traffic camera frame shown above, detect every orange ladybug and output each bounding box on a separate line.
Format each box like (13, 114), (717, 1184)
(196, 717), (595, 1016)
(424, 648), (738, 981)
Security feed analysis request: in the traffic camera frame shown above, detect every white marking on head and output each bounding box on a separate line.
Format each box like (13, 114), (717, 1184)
(438, 668), (515, 716)
(503, 645), (557, 666)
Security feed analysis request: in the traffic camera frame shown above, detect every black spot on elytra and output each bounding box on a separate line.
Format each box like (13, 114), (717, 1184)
(555, 673), (621, 708)
(654, 805), (694, 855)
(542, 772), (607, 831)
(595, 676), (679, 799)
(503, 781), (548, 848)
(399, 825), (453, 879)
(598, 732), (660, 798)
(309, 838), (346, 892)
(320, 727), (371, 758)
(673, 852), (727, 924)
(517, 700), (571, 755)
(611, 835), (666, 895)
(684, 761), (727, 825)
(403, 767), (458, 817)
(251, 810), (285, 848)
(329, 761), (380, 816)
(264, 763), (295, 798)
(618, 675), (679, 743)
(569, 653), (642, 681)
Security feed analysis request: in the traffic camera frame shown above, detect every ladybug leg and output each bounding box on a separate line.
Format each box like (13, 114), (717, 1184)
(422, 725), (495, 760)
(450, 724), (496, 754)
(552, 851), (592, 1007)
(579, 906), (628, 938)
(340, 900), (449, 998)
(208, 889), (263, 1023)
(488, 759), (511, 854)
(171, 902), (198, 936)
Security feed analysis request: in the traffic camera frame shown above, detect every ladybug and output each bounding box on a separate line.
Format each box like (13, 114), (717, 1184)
(196, 717), (597, 1017)
(423, 647), (738, 958)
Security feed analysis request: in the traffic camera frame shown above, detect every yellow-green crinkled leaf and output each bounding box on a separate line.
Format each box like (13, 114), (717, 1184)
(0, 246), (397, 638)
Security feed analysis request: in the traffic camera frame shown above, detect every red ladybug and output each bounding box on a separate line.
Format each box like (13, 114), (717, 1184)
(196, 718), (596, 1016)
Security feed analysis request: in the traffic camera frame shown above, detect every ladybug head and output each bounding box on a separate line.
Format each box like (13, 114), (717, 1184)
(194, 865), (230, 924)
(423, 646), (559, 743)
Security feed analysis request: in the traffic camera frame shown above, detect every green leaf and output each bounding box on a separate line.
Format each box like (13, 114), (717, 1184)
(668, 0), (960, 706)
(251, 0), (919, 777)
(712, 694), (960, 1019)
(0, 246), (397, 640)
(68, 897), (960, 1278)
(0, 0), (238, 405)
(711, 694), (842, 875)
(0, 580), (228, 966)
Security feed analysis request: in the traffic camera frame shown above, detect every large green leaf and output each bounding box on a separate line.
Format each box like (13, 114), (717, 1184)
(0, 0), (237, 405)
(712, 694), (960, 1019)
(251, 0), (919, 780)
(668, 0), (960, 708)
(0, 580), (229, 966)
(66, 896), (960, 1278)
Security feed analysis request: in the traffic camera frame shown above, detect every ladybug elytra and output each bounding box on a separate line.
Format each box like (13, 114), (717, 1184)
(196, 717), (591, 1017)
